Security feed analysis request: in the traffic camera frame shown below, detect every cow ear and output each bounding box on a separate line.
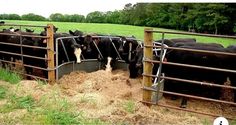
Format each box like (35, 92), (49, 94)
(14, 29), (20, 32)
(54, 27), (58, 32)
(69, 30), (74, 35)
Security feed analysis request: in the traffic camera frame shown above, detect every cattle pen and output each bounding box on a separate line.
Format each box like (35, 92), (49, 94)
(0, 23), (128, 84)
(142, 28), (236, 120)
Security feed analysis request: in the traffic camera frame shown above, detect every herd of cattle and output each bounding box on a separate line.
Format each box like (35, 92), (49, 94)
(0, 25), (236, 108)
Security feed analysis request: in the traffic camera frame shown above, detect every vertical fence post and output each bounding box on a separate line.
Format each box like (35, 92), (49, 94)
(143, 28), (153, 106)
(47, 24), (55, 84)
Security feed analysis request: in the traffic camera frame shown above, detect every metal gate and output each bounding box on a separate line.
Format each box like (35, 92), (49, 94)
(142, 28), (236, 120)
(0, 23), (55, 84)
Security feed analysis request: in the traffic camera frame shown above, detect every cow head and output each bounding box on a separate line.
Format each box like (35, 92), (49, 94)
(122, 38), (139, 63)
(44, 26), (58, 33)
(25, 28), (34, 33)
(117, 36), (126, 53)
(69, 30), (83, 36)
(128, 46), (143, 78)
(83, 35), (94, 53)
(134, 47), (144, 68)
(41, 26), (58, 35)
(71, 43), (82, 63)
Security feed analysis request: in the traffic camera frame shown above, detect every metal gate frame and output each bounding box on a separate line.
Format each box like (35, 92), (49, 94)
(142, 28), (236, 120)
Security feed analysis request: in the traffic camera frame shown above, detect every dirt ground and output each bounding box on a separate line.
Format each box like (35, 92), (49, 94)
(1, 69), (236, 124)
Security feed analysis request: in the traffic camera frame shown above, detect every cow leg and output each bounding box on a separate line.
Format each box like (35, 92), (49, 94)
(25, 67), (33, 79)
(129, 62), (138, 78)
(180, 97), (188, 108)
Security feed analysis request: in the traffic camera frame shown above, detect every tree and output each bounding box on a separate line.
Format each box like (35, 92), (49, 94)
(69, 14), (85, 22)
(21, 13), (46, 21)
(86, 11), (105, 23)
(49, 13), (65, 22)
(120, 3), (135, 25)
(104, 11), (122, 24)
(0, 14), (21, 20)
(204, 4), (228, 34)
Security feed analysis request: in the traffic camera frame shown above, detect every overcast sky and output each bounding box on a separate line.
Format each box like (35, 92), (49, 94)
(0, 0), (141, 18)
(0, 0), (233, 18)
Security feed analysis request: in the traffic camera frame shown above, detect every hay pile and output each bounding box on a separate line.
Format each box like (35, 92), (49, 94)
(2, 69), (235, 124)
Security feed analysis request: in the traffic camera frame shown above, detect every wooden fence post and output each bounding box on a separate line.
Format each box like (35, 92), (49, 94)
(47, 24), (55, 84)
(143, 28), (153, 106)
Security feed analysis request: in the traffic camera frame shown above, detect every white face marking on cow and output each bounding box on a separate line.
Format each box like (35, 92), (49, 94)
(105, 57), (112, 72)
(123, 40), (126, 46)
(9, 28), (15, 32)
(74, 48), (82, 63)
(43, 39), (47, 43)
(128, 42), (132, 61)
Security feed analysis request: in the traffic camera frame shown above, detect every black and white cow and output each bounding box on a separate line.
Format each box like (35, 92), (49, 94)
(96, 36), (123, 71)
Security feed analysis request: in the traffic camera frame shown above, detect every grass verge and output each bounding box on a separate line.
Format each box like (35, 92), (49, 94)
(2, 20), (235, 47)
(0, 67), (22, 84)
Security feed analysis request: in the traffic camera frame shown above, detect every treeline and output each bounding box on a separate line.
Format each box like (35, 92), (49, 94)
(0, 13), (85, 22)
(1, 3), (236, 35)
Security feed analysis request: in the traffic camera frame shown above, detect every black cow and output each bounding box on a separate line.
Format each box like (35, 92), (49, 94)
(68, 31), (102, 60)
(162, 43), (228, 107)
(129, 46), (143, 78)
(0, 26), (82, 79)
(25, 28), (34, 33)
(54, 33), (82, 65)
(40, 27), (83, 64)
(225, 45), (236, 102)
(0, 21), (5, 24)
(96, 36), (122, 71)
(0, 28), (47, 78)
(120, 36), (139, 63)
(175, 42), (224, 48)
(130, 41), (236, 108)
(71, 34), (125, 71)
(69, 30), (83, 37)
(155, 38), (196, 47)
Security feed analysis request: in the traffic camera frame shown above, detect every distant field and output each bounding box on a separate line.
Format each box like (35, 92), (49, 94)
(1, 20), (236, 47)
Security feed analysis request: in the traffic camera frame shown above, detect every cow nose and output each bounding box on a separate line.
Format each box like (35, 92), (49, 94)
(119, 48), (124, 53)
(87, 48), (92, 53)
(136, 63), (142, 68)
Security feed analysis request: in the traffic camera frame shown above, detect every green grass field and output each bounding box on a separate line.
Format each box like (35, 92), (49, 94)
(1, 20), (236, 47)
